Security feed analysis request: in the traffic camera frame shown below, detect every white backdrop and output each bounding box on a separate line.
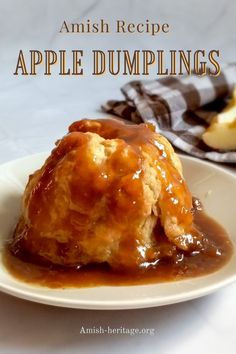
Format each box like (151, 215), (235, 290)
(0, 1), (236, 354)
(0, 0), (235, 163)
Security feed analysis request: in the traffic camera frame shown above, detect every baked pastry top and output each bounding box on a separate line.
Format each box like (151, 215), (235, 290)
(12, 119), (202, 270)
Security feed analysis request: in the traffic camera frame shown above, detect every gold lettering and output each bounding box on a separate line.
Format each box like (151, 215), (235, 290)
(72, 50), (83, 75)
(59, 50), (70, 75)
(108, 50), (121, 75)
(45, 50), (57, 75)
(142, 50), (155, 75)
(14, 50), (28, 75)
(208, 50), (221, 76)
(157, 50), (168, 75)
(170, 50), (177, 75)
(123, 50), (140, 75)
(93, 50), (106, 75)
(30, 50), (42, 75)
(194, 50), (207, 76)
(179, 50), (191, 75)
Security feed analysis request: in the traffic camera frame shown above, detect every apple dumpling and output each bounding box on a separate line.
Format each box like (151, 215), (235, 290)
(11, 119), (203, 270)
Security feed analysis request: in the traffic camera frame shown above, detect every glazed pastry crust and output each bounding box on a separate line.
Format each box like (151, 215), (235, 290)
(12, 119), (198, 269)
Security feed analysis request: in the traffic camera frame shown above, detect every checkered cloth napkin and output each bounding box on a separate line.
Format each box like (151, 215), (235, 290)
(102, 64), (236, 163)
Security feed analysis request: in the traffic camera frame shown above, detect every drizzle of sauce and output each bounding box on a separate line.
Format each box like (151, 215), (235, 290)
(4, 119), (233, 288)
(3, 208), (233, 288)
(11, 119), (196, 270)
(69, 119), (193, 234)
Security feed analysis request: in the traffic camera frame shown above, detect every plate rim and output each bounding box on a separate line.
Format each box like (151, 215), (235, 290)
(0, 152), (235, 310)
(1, 268), (236, 310)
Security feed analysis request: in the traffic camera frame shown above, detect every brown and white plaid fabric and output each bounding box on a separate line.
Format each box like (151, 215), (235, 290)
(102, 64), (236, 163)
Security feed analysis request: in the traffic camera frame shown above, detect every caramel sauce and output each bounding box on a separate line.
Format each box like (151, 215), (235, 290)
(12, 119), (196, 270)
(5, 119), (233, 288)
(69, 119), (193, 230)
(3, 209), (233, 288)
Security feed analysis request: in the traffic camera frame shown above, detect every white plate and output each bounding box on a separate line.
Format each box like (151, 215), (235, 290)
(0, 153), (235, 310)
